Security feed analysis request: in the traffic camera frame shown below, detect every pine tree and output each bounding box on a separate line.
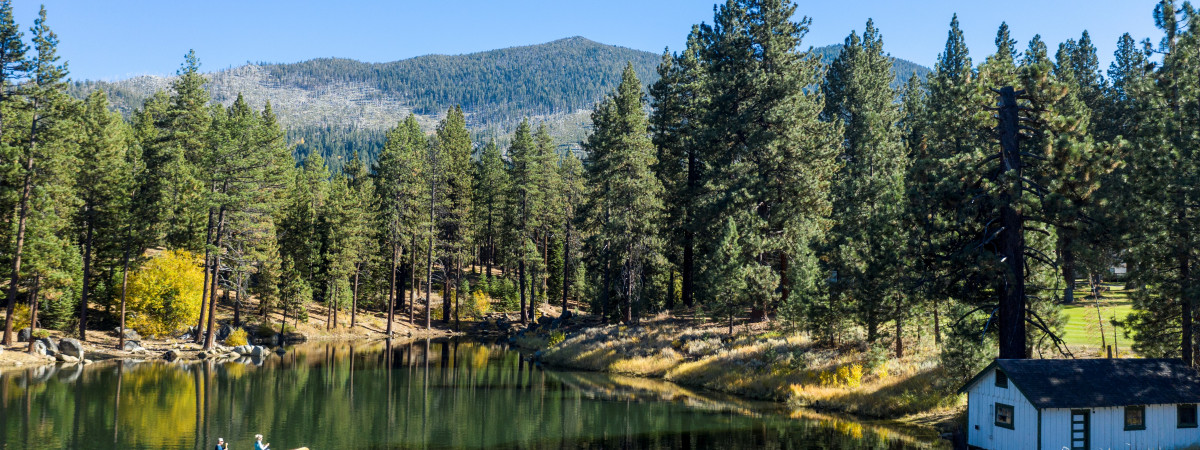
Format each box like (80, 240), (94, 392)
(556, 151), (585, 312)
(650, 26), (707, 310)
(373, 115), (426, 333)
(1125, 1), (1200, 364)
(3, 7), (76, 345)
(505, 120), (543, 324)
(75, 90), (132, 341)
(698, 0), (840, 321)
(581, 64), (663, 323)
(162, 50), (211, 252)
(435, 106), (473, 324)
(819, 19), (908, 344)
(701, 217), (749, 335)
(473, 139), (507, 282)
(343, 151), (375, 328)
(906, 15), (977, 349)
(200, 94), (291, 349)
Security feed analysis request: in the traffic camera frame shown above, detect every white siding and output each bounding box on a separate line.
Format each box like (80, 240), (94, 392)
(1042, 405), (1200, 449)
(966, 368), (1039, 450)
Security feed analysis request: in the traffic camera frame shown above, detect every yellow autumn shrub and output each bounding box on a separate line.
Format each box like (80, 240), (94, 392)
(225, 328), (248, 347)
(10, 303), (31, 331)
(126, 250), (204, 338)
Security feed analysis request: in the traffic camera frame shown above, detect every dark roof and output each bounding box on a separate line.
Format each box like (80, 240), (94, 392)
(962, 358), (1200, 409)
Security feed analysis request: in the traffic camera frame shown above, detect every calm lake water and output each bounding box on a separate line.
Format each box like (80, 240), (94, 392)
(0, 338), (945, 449)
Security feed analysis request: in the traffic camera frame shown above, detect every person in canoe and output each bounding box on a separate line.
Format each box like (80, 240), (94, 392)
(254, 434), (270, 450)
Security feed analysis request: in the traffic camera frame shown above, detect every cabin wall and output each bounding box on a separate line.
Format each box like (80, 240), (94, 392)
(1042, 405), (1200, 449)
(966, 369), (1038, 450)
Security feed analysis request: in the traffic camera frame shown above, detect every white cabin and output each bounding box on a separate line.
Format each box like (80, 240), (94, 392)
(960, 359), (1200, 450)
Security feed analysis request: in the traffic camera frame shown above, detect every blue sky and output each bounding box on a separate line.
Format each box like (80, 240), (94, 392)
(13, 0), (1163, 81)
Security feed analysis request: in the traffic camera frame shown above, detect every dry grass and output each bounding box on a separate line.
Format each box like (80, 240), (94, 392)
(534, 320), (964, 425)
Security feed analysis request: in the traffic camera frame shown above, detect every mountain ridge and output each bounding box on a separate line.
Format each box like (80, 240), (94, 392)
(67, 37), (930, 166)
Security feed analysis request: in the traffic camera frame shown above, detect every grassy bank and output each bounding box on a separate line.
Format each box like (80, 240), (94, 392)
(520, 319), (964, 429)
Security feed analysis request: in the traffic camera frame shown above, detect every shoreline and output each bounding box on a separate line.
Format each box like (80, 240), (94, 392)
(495, 314), (963, 437)
(2, 310), (959, 443)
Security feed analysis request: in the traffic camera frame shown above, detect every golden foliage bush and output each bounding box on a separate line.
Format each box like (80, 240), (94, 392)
(225, 328), (248, 347)
(126, 250), (204, 337)
(10, 303), (31, 331)
(471, 290), (491, 318)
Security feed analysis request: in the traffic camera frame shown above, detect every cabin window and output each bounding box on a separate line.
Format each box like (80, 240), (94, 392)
(1179, 404), (1198, 428)
(994, 370), (1008, 388)
(1125, 405), (1146, 430)
(995, 403), (1014, 429)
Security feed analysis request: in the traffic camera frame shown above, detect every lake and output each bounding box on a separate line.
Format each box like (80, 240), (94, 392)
(0, 338), (946, 449)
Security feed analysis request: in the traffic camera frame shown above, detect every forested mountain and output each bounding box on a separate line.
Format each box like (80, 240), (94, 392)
(67, 37), (929, 167)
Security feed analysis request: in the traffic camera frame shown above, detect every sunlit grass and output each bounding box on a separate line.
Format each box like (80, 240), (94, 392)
(535, 322), (963, 423)
(1060, 281), (1136, 355)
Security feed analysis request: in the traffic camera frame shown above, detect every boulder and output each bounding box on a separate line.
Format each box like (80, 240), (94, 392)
(234, 345), (252, 355)
(162, 349), (180, 361)
(56, 353), (79, 363)
(250, 346), (265, 357)
(113, 327), (140, 340)
(16, 327), (31, 342)
(59, 338), (84, 359)
(275, 347), (287, 355)
(122, 340), (143, 352)
(38, 337), (58, 355)
(216, 324), (233, 341)
(32, 340), (48, 356)
(197, 351), (210, 360)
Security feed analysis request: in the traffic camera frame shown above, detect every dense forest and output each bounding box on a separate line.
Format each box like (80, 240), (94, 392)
(3, 0), (1200, 383)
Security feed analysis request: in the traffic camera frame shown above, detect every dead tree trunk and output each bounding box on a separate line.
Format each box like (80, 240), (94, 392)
(996, 86), (1027, 360)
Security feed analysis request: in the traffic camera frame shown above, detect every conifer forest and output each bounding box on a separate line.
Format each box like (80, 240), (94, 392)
(3, 0), (1200, 434)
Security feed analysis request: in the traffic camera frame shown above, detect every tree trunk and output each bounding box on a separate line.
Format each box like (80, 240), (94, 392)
(79, 220), (95, 341)
(996, 87), (1027, 360)
(1, 150), (35, 346)
(666, 268), (676, 311)
(195, 208), (215, 343)
(562, 219), (571, 313)
(779, 252), (789, 311)
(681, 235), (694, 309)
(933, 297), (942, 345)
(119, 244), (131, 351)
(519, 256), (528, 324)
(410, 236), (417, 325)
(352, 265), (360, 328)
(203, 207), (226, 350)
(1180, 210), (1193, 366)
(26, 277), (40, 354)
(442, 271), (451, 324)
(426, 201), (435, 331)
(1060, 236), (1076, 304)
(894, 294), (904, 358)
(387, 243), (397, 336)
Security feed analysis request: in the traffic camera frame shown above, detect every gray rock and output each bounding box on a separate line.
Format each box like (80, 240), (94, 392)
(56, 353), (79, 363)
(216, 324), (233, 341)
(162, 349), (180, 361)
(113, 327), (140, 340)
(234, 345), (252, 355)
(32, 340), (48, 356)
(275, 347), (287, 355)
(59, 338), (84, 359)
(250, 346), (265, 357)
(121, 340), (143, 352)
(37, 337), (58, 355)
(197, 351), (210, 359)
(17, 327), (31, 342)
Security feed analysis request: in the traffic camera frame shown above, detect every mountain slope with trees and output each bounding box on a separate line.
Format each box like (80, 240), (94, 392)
(66, 38), (929, 167)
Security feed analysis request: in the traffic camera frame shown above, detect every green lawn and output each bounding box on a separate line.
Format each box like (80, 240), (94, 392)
(1058, 282), (1135, 357)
